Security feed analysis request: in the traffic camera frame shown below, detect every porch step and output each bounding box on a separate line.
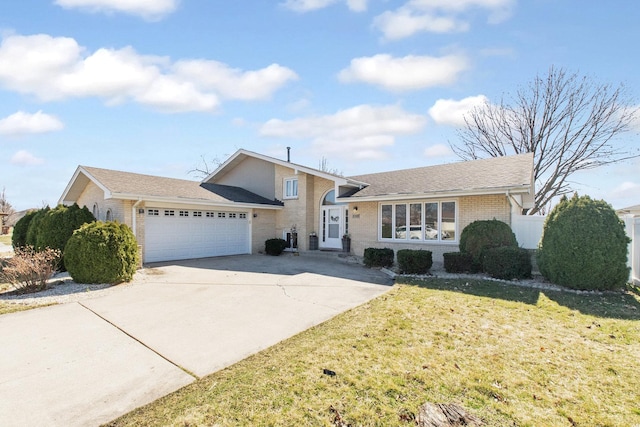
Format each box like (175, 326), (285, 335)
(284, 249), (361, 263)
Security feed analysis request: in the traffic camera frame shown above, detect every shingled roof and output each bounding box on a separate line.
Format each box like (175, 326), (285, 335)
(61, 166), (283, 207)
(343, 153), (534, 200)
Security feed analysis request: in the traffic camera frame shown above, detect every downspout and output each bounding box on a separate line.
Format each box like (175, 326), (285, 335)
(506, 190), (523, 221)
(132, 199), (143, 268)
(506, 190), (513, 225)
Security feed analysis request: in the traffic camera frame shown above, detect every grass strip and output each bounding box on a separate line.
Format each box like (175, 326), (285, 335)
(105, 277), (640, 426)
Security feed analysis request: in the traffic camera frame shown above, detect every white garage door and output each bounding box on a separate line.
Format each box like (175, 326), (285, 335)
(144, 208), (250, 263)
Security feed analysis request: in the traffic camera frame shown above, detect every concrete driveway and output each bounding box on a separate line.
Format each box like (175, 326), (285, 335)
(0, 254), (392, 426)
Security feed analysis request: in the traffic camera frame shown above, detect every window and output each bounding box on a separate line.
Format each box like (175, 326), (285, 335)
(381, 205), (392, 239)
(284, 178), (298, 199)
(164, 210), (175, 216)
(105, 209), (112, 221)
(92, 203), (99, 219)
(380, 201), (457, 242)
(148, 209), (159, 216)
(179, 210), (189, 217)
(239, 213), (247, 219)
(229, 213), (237, 218)
(218, 212), (226, 218)
(193, 211), (202, 217)
(206, 211), (215, 218)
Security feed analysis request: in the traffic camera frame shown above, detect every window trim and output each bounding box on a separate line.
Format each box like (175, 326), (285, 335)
(283, 177), (299, 199)
(378, 199), (458, 243)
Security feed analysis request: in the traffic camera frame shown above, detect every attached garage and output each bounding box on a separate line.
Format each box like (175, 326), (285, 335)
(144, 208), (250, 263)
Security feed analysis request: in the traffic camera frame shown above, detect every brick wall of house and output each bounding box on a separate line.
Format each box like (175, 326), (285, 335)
(273, 164), (336, 251)
(75, 181), (145, 258)
(349, 194), (511, 264)
(76, 181), (129, 224)
(274, 164), (308, 249)
(458, 194), (511, 229)
(251, 208), (277, 254)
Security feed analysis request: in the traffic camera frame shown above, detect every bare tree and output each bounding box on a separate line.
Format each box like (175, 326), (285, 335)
(0, 187), (16, 229)
(319, 156), (343, 176)
(451, 66), (639, 215)
(188, 154), (225, 179)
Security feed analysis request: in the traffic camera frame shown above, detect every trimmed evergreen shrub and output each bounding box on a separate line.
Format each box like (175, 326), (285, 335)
(36, 204), (95, 269)
(397, 249), (432, 274)
(459, 219), (518, 268)
(443, 252), (475, 273)
(537, 194), (629, 290)
(65, 221), (139, 284)
(24, 207), (50, 249)
(483, 246), (532, 280)
(11, 209), (38, 249)
(265, 238), (288, 256)
(363, 248), (394, 268)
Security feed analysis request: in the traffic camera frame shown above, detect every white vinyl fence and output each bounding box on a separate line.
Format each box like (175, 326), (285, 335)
(511, 215), (546, 250)
(622, 215), (640, 285)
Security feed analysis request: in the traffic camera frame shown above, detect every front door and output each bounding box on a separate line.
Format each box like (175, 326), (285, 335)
(321, 206), (343, 249)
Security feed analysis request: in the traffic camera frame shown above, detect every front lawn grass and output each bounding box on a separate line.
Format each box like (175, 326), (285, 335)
(107, 278), (640, 427)
(0, 234), (11, 245)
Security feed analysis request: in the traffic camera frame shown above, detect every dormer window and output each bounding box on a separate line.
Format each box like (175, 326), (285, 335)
(284, 178), (298, 199)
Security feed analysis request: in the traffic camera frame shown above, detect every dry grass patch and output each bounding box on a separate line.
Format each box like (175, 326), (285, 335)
(0, 233), (11, 246)
(107, 278), (640, 427)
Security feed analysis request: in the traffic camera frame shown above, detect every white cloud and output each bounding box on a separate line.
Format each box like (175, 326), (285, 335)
(373, 9), (468, 40)
(338, 53), (468, 92)
(346, 0), (368, 12)
(373, 0), (514, 40)
(281, 0), (367, 12)
(0, 111), (64, 136)
(172, 60), (298, 101)
(260, 104), (426, 159)
(11, 150), (44, 166)
(54, 0), (179, 20)
(607, 180), (640, 210)
(428, 95), (488, 127)
(423, 143), (452, 158)
(0, 34), (297, 113)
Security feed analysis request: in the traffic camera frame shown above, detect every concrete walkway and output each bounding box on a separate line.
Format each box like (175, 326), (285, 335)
(0, 254), (392, 426)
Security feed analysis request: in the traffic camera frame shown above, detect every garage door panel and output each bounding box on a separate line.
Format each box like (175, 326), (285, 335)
(144, 209), (249, 263)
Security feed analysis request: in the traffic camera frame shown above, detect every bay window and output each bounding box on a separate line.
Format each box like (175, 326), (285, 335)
(380, 201), (457, 242)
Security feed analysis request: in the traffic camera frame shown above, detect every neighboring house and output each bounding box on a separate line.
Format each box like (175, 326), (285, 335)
(617, 204), (640, 284)
(59, 149), (535, 264)
(617, 204), (640, 217)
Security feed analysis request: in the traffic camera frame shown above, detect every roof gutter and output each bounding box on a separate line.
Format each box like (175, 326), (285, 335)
(110, 193), (284, 210)
(337, 185), (531, 203)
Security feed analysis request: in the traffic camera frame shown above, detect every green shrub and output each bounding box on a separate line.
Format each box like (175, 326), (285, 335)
(65, 221), (139, 284)
(443, 252), (475, 273)
(537, 194), (629, 291)
(265, 238), (288, 256)
(459, 219), (518, 268)
(397, 249), (432, 274)
(483, 246), (532, 280)
(24, 207), (50, 249)
(363, 248), (394, 268)
(11, 209), (38, 249)
(36, 204), (95, 270)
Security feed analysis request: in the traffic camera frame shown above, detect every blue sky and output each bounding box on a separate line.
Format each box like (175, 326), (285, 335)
(1, 0), (638, 212)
